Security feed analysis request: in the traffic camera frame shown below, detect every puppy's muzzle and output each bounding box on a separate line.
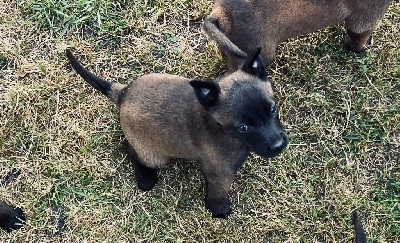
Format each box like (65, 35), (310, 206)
(268, 132), (288, 157)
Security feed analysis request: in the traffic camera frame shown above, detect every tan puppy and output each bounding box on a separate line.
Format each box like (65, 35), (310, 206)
(66, 48), (288, 218)
(204, 0), (392, 70)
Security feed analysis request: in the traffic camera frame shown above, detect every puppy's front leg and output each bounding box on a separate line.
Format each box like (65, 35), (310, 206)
(201, 161), (235, 219)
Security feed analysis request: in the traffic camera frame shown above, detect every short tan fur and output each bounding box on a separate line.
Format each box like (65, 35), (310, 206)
(204, 0), (392, 70)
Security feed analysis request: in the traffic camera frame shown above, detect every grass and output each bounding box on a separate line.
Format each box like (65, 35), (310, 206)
(19, 0), (131, 37)
(0, 0), (399, 241)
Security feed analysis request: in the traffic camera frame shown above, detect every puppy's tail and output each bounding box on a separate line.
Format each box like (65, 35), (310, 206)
(66, 49), (127, 105)
(352, 211), (368, 243)
(203, 13), (247, 59)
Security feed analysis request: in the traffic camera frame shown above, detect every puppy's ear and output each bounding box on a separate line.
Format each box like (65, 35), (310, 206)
(241, 47), (267, 80)
(189, 80), (221, 109)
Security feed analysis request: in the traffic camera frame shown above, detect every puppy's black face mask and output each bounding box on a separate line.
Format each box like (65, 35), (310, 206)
(190, 47), (288, 158)
(228, 47), (287, 157)
(222, 83), (287, 158)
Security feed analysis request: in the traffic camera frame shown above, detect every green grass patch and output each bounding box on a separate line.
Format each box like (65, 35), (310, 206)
(376, 179), (400, 236)
(20, 0), (131, 37)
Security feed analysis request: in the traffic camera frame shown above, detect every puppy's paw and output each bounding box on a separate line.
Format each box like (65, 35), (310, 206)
(136, 177), (157, 191)
(205, 197), (232, 219)
(134, 164), (158, 192)
(0, 203), (26, 232)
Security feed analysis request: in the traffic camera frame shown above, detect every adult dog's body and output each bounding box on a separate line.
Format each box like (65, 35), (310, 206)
(204, 0), (392, 70)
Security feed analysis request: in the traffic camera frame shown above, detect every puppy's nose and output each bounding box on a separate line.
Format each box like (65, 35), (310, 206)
(271, 138), (284, 151)
(272, 132), (287, 151)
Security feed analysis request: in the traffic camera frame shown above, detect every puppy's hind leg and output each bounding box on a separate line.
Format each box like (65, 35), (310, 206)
(123, 139), (158, 191)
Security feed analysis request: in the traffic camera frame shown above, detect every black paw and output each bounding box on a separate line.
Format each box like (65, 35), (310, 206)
(133, 157), (158, 191)
(205, 197), (232, 219)
(134, 162), (158, 191)
(344, 34), (371, 54)
(0, 203), (26, 232)
(344, 41), (366, 53)
(136, 174), (157, 191)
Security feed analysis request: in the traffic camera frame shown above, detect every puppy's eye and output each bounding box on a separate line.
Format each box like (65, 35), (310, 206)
(270, 105), (277, 115)
(239, 124), (249, 132)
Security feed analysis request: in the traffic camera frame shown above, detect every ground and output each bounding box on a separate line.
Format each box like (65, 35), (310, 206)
(0, 0), (399, 241)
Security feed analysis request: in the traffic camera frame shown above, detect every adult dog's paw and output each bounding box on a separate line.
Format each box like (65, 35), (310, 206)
(205, 197), (232, 219)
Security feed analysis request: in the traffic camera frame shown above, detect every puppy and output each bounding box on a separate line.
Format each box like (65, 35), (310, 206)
(66, 47), (288, 218)
(0, 201), (25, 232)
(203, 0), (392, 70)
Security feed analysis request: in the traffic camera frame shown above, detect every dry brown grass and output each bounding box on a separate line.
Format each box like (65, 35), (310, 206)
(1, 0), (399, 241)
